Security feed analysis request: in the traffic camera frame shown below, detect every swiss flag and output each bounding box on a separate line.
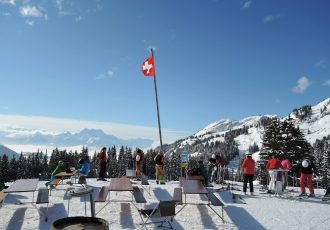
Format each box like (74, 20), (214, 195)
(141, 56), (155, 76)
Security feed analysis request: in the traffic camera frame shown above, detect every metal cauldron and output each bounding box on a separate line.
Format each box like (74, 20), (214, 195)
(51, 216), (109, 230)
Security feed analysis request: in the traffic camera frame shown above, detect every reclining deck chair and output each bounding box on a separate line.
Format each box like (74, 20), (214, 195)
(139, 200), (176, 229)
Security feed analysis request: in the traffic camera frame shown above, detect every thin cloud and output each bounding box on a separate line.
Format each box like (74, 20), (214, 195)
(323, 80), (330, 86)
(314, 59), (327, 69)
(242, 1), (252, 9)
(292, 76), (310, 94)
(55, 0), (68, 16)
(25, 20), (35, 26)
(0, 12), (10, 16)
(75, 15), (83, 22)
(95, 70), (114, 80)
(0, 0), (16, 5)
(263, 14), (280, 24)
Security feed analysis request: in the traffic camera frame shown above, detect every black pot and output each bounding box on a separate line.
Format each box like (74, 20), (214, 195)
(51, 216), (109, 230)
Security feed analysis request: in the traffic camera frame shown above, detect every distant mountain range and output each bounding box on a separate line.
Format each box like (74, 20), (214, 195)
(1, 98), (330, 158)
(162, 97), (330, 160)
(0, 128), (153, 156)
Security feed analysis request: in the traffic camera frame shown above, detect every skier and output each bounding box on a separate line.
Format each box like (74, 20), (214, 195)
(215, 154), (226, 184)
(295, 157), (319, 197)
(266, 154), (282, 193)
(241, 152), (255, 195)
(207, 157), (217, 183)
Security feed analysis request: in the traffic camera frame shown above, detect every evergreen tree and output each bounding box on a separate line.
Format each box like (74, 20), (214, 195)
(248, 142), (259, 153)
(17, 153), (26, 179)
(107, 147), (118, 178)
(144, 149), (157, 179)
(0, 154), (10, 182)
(258, 118), (312, 185)
(313, 135), (330, 188)
(89, 152), (98, 178)
(117, 146), (126, 177)
(8, 156), (17, 182)
(42, 153), (49, 180)
(166, 151), (181, 181)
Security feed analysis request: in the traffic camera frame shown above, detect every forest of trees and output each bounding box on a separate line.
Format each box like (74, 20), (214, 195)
(1, 112), (329, 189)
(0, 146), (185, 183)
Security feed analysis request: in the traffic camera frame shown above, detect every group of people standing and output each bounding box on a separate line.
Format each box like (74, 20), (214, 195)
(241, 151), (319, 197)
(207, 154), (226, 184)
(97, 147), (165, 183)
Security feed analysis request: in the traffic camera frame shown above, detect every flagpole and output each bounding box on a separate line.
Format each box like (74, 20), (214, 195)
(151, 48), (163, 152)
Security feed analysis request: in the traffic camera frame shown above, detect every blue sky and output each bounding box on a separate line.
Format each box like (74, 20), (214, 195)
(0, 0), (329, 144)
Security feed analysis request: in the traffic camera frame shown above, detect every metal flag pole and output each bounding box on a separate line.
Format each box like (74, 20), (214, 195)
(150, 48), (163, 152)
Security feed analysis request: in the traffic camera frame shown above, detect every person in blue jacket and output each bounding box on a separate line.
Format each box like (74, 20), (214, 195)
(78, 158), (90, 185)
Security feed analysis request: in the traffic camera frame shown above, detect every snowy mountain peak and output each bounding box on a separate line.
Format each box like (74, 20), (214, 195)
(165, 97), (330, 163)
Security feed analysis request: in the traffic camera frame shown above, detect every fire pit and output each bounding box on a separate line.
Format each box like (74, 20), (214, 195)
(51, 216), (109, 230)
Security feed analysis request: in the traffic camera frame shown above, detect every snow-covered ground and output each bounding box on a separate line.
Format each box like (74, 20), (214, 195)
(0, 178), (329, 230)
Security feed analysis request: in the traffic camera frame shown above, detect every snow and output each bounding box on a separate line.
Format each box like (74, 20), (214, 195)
(1, 178), (329, 230)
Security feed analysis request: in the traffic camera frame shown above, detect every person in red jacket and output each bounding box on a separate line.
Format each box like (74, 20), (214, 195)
(266, 154), (282, 193)
(241, 152), (255, 195)
(97, 147), (107, 181)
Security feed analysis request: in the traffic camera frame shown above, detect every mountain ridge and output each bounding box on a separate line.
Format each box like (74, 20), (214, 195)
(1, 98), (329, 156)
(0, 128), (153, 155)
(162, 97), (330, 158)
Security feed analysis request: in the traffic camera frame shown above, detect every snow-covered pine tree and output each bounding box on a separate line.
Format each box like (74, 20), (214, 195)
(125, 147), (133, 170)
(313, 135), (330, 188)
(281, 119), (313, 164)
(107, 146), (119, 178)
(144, 149), (157, 179)
(117, 146), (126, 177)
(164, 151), (181, 181)
(258, 117), (312, 185)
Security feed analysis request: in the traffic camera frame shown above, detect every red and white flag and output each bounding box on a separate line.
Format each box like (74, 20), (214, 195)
(141, 56), (155, 76)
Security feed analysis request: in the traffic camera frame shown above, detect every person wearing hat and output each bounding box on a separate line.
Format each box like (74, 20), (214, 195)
(296, 157), (319, 197)
(241, 152), (255, 195)
(45, 160), (64, 187)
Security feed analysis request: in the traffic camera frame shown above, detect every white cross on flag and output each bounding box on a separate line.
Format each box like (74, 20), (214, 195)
(141, 56), (155, 76)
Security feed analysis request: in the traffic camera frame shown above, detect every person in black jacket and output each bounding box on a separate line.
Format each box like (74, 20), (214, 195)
(296, 157), (319, 197)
